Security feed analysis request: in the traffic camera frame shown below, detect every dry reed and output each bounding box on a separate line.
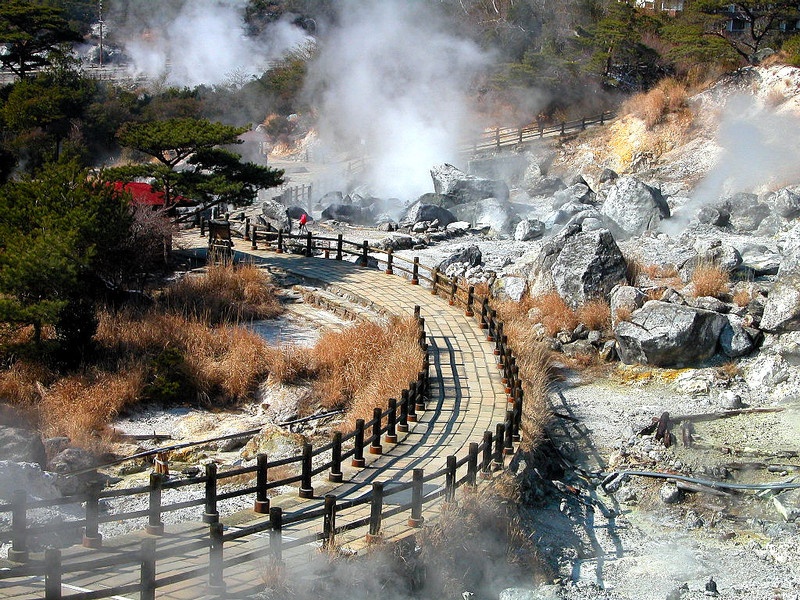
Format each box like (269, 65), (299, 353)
(576, 299), (611, 331)
(690, 260), (730, 298)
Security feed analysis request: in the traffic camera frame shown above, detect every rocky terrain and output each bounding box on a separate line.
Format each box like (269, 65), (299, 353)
(257, 63), (800, 599)
(3, 64), (800, 599)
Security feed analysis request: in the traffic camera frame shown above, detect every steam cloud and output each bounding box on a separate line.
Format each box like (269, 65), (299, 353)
(306, 0), (490, 202)
(664, 94), (800, 234)
(108, 0), (309, 87)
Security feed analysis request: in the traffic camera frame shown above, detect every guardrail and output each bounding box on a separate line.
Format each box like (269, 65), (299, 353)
(0, 224), (527, 599)
(468, 111), (616, 153)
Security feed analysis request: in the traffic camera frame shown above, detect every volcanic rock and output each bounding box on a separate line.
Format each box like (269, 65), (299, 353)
(761, 224), (800, 331)
(615, 301), (728, 366)
(450, 197), (519, 235)
(261, 198), (291, 231)
(514, 218), (546, 241)
(600, 176), (670, 238)
(438, 245), (482, 271)
(400, 202), (457, 229)
(0, 426), (46, 468)
(321, 203), (369, 225)
(530, 225), (627, 309)
(430, 163), (509, 205)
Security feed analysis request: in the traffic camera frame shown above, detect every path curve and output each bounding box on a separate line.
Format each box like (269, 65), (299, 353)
(1, 237), (513, 600)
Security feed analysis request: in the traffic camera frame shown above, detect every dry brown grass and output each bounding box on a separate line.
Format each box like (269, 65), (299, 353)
(307, 317), (424, 426)
(733, 286), (753, 307)
(690, 260), (730, 299)
(160, 263), (283, 324)
(625, 256), (644, 286)
(528, 292), (578, 337)
(622, 78), (688, 130)
(577, 299), (611, 331)
(613, 306), (633, 325)
(38, 368), (145, 448)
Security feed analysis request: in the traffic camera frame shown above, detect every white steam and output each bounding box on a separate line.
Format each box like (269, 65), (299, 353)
(306, 0), (490, 202)
(664, 95), (800, 234)
(110, 0), (309, 87)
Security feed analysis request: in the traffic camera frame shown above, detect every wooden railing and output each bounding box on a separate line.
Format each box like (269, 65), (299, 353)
(468, 110), (616, 153)
(0, 225), (527, 599)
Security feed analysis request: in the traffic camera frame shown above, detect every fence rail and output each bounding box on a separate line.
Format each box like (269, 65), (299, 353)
(467, 110), (616, 153)
(0, 225), (528, 599)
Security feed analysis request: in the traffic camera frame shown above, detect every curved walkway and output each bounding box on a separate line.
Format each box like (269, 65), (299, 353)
(1, 238), (511, 599)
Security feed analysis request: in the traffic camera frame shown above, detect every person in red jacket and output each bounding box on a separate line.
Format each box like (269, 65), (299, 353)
(298, 212), (308, 233)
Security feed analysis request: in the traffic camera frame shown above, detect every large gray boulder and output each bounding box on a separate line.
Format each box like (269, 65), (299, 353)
(761, 226), (800, 331)
(320, 203), (369, 225)
(529, 225), (627, 309)
(770, 187), (800, 220)
(615, 301), (728, 366)
(399, 202), (457, 229)
(725, 192), (771, 232)
(438, 245), (482, 271)
(451, 198), (519, 235)
(552, 183), (594, 208)
(0, 426), (46, 468)
(430, 163), (509, 205)
(514, 218), (545, 241)
(600, 176), (670, 238)
(261, 198), (291, 231)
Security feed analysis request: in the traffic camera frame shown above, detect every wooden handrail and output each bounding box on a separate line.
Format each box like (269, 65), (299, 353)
(0, 230), (532, 600)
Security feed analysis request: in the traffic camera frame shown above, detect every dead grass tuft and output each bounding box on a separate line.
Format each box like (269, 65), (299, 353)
(622, 78), (688, 129)
(690, 260), (730, 299)
(577, 299), (611, 331)
(528, 292), (578, 337)
(160, 263), (283, 324)
(38, 368), (146, 448)
(732, 286), (753, 307)
(307, 317), (424, 427)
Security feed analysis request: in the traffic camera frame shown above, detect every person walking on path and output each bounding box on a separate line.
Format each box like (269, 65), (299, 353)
(298, 212), (308, 234)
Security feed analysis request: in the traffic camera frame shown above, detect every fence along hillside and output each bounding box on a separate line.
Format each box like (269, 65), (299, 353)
(0, 225), (531, 600)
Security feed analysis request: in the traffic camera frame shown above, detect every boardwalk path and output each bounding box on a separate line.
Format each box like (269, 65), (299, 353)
(1, 238), (511, 599)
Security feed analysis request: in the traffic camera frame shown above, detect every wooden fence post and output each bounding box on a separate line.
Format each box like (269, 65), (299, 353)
(336, 234), (343, 260)
(322, 494), (337, 549)
(398, 389), (409, 432)
(495, 127), (500, 150)
(254, 454), (270, 513)
(270, 507), (283, 565)
(445, 455), (457, 502)
(45, 548), (61, 600)
(494, 423), (505, 470)
(385, 398), (398, 444)
(479, 299), (489, 330)
(431, 268), (439, 295)
(466, 285), (475, 317)
(504, 410), (515, 455)
(299, 442), (314, 498)
(244, 217), (251, 241)
(352, 419), (366, 467)
(361, 240), (369, 266)
(467, 442), (479, 486)
(415, 372), (426, 412)
(582, 117), (586, 131)
(408, 468), (424, 527)
(449, 279), (457, 306)
(208, 522), (226, 594)
(82, 472), (103, 548)
(140, 538), (156, 600)
(306, 231), (313, 257)
(560, 121), (566, 135)
(481, 431), (493, 480)
(385, 249), (394, 274)
(411, 257), (419, 285)
(204, 462), (219, 523)
(200, 217), (206, 236)
(9, 489), (28, 562)
(145, 473), (164, 535)
(513, 386), (523, 442)
(366, 482), (384, 543)
(406, 385), (417, 423)
(251, 225), (258, 250)
(330, 432), (343, 482)
(369, 407), (383, 455)
(277, 228), (284, 253)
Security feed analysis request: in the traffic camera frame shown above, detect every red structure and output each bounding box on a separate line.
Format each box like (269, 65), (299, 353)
(113, 182), (194, 208)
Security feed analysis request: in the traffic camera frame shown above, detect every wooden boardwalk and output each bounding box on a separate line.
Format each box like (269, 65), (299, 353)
(1, 239), (512, 599)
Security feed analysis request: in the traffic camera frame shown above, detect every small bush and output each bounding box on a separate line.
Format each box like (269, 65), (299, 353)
(732, 287), (753, 307)
(622, 78), (688, 130)
(691, 261), (730, 298)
